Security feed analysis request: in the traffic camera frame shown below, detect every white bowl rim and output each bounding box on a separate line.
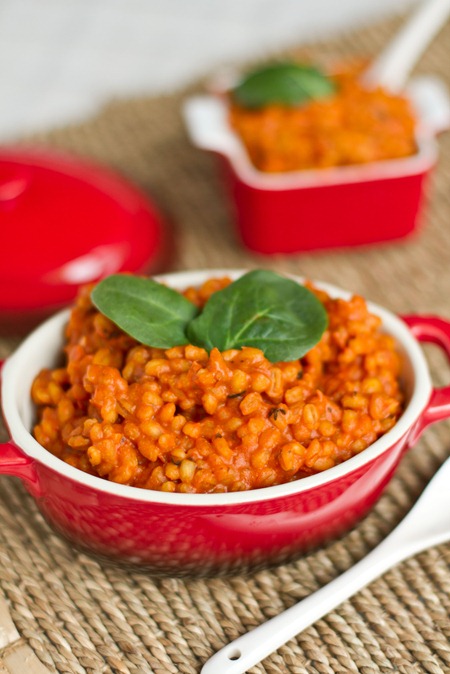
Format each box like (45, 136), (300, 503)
(1, 269), (432, 506)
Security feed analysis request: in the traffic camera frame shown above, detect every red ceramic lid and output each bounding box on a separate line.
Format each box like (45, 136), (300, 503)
(0, 147), (165, 313)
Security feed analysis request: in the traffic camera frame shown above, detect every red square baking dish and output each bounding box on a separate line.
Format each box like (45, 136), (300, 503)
(183, 76), (450, 255)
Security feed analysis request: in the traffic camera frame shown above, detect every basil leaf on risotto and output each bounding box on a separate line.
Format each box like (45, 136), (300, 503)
(186, 269), (328, 362)
(91, 274), (199, 349)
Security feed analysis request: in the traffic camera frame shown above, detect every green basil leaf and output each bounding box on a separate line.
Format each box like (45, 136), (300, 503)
(186, 270), (328, 362)
(91, 275), (198, 349)
(232, 62), (336, 109)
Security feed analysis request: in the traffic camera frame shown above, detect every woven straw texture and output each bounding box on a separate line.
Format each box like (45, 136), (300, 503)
(1, 14), (450, 674)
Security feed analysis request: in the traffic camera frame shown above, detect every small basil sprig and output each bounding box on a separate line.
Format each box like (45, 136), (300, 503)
(91, 271), (328, 362)
(91, 275), (199, 349)
(232, 62), (335, 109)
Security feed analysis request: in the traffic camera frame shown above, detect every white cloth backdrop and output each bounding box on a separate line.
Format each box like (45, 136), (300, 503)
(0, 0), (415, 139)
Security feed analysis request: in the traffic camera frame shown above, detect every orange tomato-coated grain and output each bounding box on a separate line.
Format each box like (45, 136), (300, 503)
(31, 278), (404, 493)
(229, 67), (417, 172)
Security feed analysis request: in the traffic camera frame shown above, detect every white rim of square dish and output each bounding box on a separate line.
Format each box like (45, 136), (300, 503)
(183, 75), (450, 190)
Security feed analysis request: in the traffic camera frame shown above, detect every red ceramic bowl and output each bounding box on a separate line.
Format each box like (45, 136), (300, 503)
(184, 76), (450, 254)
(1, 270), (450, 576)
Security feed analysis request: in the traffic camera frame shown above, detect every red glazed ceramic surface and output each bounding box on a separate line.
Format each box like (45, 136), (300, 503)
(0, 147), (166, 331)
(1, 271), (450, 575)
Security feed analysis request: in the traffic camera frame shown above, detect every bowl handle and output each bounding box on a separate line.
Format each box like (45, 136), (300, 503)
(0, 439), (41, 489)
(183, 95), (241, 157)
(402, 315), (450, 444)
(407, 76), (450, 136)
(0, 360), (42, 496)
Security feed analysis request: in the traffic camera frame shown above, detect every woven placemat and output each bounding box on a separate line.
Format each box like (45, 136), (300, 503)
(1, 13), (450, 674)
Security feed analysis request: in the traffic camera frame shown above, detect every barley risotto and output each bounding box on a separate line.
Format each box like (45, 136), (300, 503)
(229, 64), (416, 173)
(32, 275), (403, 493)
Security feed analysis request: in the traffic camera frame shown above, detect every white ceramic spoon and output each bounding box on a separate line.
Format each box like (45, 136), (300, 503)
(362, 0), (450, 90)
(201, 455), (450, 674)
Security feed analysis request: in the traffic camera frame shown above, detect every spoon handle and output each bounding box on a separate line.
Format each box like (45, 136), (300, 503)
(363, 0), (450, 90)
(201, 543), (409, 674)
(201, 457), (450, 674)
